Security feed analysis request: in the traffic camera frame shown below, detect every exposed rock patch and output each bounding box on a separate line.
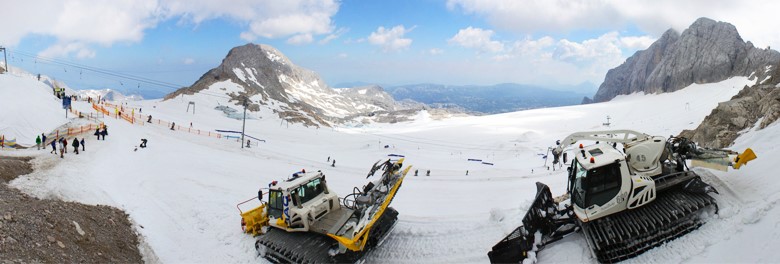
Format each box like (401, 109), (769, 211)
(681, 65), (780, 148)
(0, 155), (143, 263)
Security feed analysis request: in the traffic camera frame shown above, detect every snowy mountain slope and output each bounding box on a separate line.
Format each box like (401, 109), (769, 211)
(0, 74), (68, 145)
(3, 73), (779, 264)
(165, 44), (423, 127)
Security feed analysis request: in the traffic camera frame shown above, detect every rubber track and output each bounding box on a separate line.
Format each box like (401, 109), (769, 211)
(256, 207), (399, 263)
(581, 189), (717, 263)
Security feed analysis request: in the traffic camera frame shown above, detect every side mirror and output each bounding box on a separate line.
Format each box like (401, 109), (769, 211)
(257, 190), (263, 202)
(563, 152), (568, 163)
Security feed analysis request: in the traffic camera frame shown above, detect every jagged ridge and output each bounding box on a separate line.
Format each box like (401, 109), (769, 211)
(590, 17), (780, 103)
(164, 44), (422, 127)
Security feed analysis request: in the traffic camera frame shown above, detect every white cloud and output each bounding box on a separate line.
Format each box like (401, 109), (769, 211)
(428, 48), (444, 55)
(619, 35), (656, 49)
(367, 25), (414, 52)
(319, 27), (348, 44)
(337, 53), (348, 58)
(1, 0), (340, 59)
(166, 0), (339, 42)
(446, 0), (780, 49)
(287, 34), (314, 45)
(448, 27), (504, 53)
(511, 36), (555, 57)
(38, 41), (96, 59)
(1, 0), (160, 56)
(183, 58), (195, 65)
(554, 32), (622, 63)
(447, 0), (619, 34)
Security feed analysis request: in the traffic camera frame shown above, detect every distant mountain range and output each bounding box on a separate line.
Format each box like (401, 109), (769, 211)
(368, 83), (593, 114)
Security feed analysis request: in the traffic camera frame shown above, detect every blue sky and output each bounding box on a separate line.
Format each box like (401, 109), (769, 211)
(3, 0), (778, 98)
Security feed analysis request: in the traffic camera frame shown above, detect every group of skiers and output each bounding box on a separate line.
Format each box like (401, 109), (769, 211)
(37, 133), (85, 158)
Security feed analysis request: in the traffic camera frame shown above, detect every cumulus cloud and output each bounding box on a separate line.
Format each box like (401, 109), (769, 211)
(39, 41), (97, 59)
(367, 25), (414, 52)
(619, 35), (656, 49)
(2, 0), (161, 58)
(165, 0), (339, 42)
(287, 33), (314, 45)
(446, 0), (780, 49)
(428, 48), (444, 55)
(554, 32), (622, 62)
(448, 27), (504, 53)
(1, 0), (340, 59)
(447, 31), (650, 84)
(183, 58), (195, 65)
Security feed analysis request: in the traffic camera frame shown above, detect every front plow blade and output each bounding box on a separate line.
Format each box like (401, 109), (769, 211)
(488, 182), (557, 263)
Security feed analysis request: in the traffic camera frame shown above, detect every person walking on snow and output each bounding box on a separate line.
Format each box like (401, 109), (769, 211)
(72, 138), (80, 154)
(42, 133), (47, 149)
(50, 139), (57, 154)
(94, 128), (100, 140)
(36, 135), (41, 150)
(80, 138), (85, 151)
(62, 138), (67, 153)
(171, 122), (176, 130)
(101, 127), (107, 140)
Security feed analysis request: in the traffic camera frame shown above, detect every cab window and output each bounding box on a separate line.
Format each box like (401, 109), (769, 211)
(293, 178), (325, 205)
(584, 162), (622, 207)
(268, 190), (283, 218)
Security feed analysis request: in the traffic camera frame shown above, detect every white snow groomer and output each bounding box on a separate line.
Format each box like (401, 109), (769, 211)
(238, 158), (410, 263)
(488, 130), (756, 263)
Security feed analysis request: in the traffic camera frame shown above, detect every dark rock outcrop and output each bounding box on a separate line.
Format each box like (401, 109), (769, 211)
(681, 65), (780, 148)
(592, 17), (780, 103)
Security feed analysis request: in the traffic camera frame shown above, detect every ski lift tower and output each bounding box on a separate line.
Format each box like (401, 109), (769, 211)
(186, 101), (195, 114)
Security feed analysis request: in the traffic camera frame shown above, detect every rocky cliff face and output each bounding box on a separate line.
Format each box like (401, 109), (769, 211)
(164, 44), (422, 126)
(590, 17), (780, 103)
(680, 65), (780, 148)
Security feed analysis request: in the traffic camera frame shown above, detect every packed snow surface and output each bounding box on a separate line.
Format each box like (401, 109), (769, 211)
(3, 72), (779, 263)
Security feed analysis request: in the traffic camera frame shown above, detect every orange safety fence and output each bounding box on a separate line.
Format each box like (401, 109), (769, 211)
(129, 112), (225, 139)
(3, 123), (100, 149)
(89, 102), (262, 146)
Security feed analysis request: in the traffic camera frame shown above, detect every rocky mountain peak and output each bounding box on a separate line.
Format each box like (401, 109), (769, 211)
(589, 17), (780, 103)
(164, 43), (422, 127)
